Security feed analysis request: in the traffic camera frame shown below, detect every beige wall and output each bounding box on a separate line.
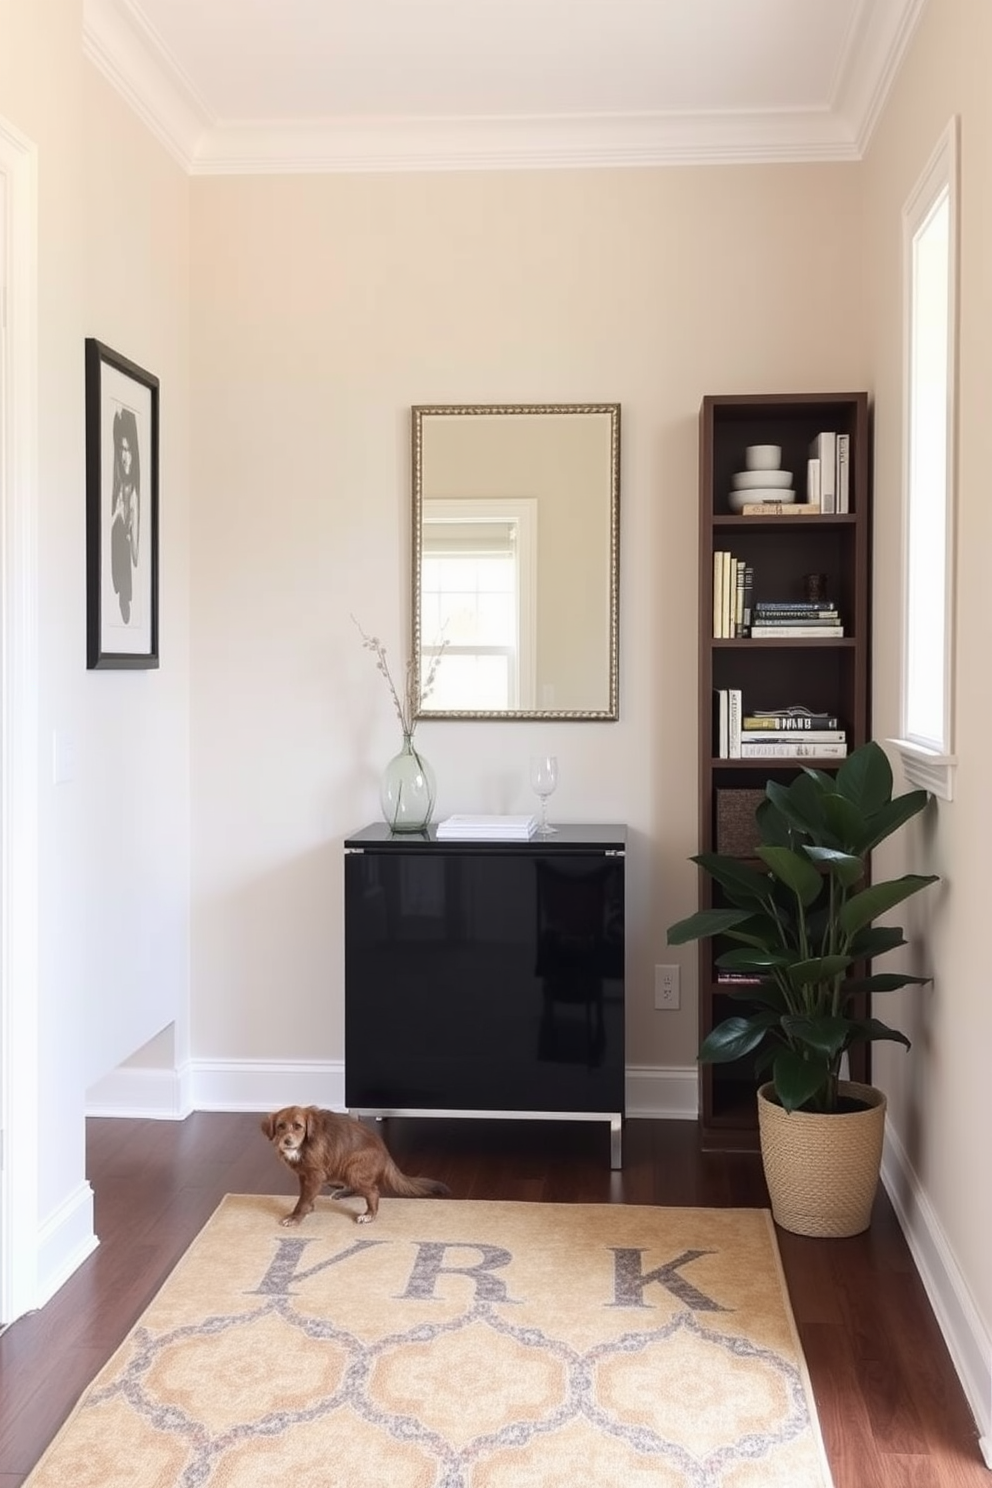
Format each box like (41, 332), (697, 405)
(188, 165), (867, 1070)
(862, 0), (992, 1338)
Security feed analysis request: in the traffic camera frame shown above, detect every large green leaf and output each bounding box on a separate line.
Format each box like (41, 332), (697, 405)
(801, 767), (841, 792)
(859, 789), (932, 853)
(845, 1017), (913, 1050)
(754, 1044), (778, 1077)
(838, 874), (940, 936)
(717, 947), (791, 972)
(848, 925), (907, 958)
(690, 854), (771, 908)
(817, 794), (866, 852)
(786, 955), (852, 988)
(771, 1048), (832, 1111)
(698, 1013), (778, 1063)
(781, 1014), (849, 1058)
(756, 846), (823, 904)
(836, 740), (893, 816)
(804, 845), (865, 887)
(843, 972), (933, 994)
(722, 922), (786, 951)
(765, 774), (830, 839)
(754, 796), (795, 848)
(667, 907), (754, 945)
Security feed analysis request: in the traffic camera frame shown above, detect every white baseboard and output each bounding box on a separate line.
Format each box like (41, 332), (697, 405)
(189, 1058), (347, 1113)
(86, 1059), (194, 1119)
(881, 1121), (992, 1454)
(84, 1059), (700, 1123)
(625, 1064), (699, 1119)
(36, 1180), (98, 1309)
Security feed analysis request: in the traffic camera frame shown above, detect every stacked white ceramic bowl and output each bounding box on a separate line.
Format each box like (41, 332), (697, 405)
(728, 445), (795, 513)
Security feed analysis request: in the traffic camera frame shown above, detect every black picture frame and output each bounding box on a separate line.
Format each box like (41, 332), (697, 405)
(85, 338), (160, 669)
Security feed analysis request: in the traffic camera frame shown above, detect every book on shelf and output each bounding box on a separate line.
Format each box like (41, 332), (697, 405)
(739, 564), (754, 635)
(436, 814), (539, 840)
(714, 551), (735, 638)
(753, 602), (836, 615)
(739, 740), (849, 759)
(713, 551), (752, 637)
(713, 689), (729, 758)
(809, 431), (837, 512)
(750, 624), (844, 638)
(728, 687), (742, 758)
(741, 502), (821, 516)
(807, 456), (821, 506)
(743, 713), (840, 731)
(752, 601), (835, 612)
(752, 613), (838, 624)
(712, 688), (743, 757)
(740, 728), (846, 744)
(752, 610), (838, 621)
(836, 433), (850, 513)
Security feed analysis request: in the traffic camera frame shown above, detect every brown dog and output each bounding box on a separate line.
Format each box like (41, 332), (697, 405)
(261, 1105), (449, 1225)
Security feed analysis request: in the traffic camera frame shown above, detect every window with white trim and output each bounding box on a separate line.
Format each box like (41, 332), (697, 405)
(419, 498), (537, 712)
(893, 118), (959, 801)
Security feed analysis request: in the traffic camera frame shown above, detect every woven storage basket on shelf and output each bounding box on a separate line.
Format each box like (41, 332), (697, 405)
(757, 1080), (886, 1237)
(715, 789), (766, 857)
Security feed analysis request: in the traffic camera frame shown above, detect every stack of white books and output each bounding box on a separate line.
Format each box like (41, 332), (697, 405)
(435, 814), (539, 841)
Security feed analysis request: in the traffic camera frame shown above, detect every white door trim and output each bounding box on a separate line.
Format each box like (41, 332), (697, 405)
(0, 114), (40, 1325)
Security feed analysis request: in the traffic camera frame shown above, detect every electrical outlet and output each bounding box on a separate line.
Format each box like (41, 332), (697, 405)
(654, 964), (680, 1011)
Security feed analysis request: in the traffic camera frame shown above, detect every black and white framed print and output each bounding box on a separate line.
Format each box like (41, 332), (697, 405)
(85, 338), (160, 669)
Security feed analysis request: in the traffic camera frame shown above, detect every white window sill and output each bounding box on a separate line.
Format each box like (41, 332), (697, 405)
(887, 739), (956, 801)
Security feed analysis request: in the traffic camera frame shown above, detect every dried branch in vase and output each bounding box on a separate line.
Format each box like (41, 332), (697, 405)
(352, 616), (446, 735)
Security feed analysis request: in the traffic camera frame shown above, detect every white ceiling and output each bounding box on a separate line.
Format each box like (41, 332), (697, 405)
(82, 0), (927, 174)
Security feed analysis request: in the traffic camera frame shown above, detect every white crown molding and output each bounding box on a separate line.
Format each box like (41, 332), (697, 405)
(835, 0), (930, 154)
(83, 0), (923, 174)
(82, 0), (210, 170)
(188, 109), (859, 176)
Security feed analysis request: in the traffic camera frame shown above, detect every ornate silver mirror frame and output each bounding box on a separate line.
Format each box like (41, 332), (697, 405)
(412, 403), (620, 721)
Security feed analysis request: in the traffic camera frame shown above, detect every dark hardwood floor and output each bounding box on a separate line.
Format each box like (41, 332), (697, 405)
(0, 1112), (987, 1486)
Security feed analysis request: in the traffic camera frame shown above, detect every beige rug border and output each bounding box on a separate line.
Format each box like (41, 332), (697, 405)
(27, 1196), (835, 1487)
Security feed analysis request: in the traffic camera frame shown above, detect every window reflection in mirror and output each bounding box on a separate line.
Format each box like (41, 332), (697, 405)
(412, 404), (620, 721)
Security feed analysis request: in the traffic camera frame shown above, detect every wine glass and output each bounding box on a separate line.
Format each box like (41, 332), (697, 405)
(529, 755), (559, 835)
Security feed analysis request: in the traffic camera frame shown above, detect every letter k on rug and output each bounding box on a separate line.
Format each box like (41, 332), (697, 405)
(26, 1196), (833, 1487)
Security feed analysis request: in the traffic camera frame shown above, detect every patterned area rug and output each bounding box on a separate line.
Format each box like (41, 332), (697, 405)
(27, 1195), (833, 1487)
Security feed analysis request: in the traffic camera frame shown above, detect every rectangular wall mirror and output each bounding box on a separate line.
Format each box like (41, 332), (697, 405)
(412, 403), (621, 720)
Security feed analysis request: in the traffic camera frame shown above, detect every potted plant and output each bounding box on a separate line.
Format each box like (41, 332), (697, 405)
(667, 740), (938, 1236)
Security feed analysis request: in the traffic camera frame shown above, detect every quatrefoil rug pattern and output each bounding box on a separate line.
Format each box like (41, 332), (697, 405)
(25, 1195), (833, 1487)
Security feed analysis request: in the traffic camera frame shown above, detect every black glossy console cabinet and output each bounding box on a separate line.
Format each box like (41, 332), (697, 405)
(343, 823), (626, 1167)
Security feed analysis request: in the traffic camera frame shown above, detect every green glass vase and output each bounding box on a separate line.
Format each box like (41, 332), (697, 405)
(380, 733), (436, 832)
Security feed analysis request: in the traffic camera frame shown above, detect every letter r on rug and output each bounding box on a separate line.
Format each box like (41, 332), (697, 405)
(400, 1241), (520, 1303)
(608, 1247), (731, 1311)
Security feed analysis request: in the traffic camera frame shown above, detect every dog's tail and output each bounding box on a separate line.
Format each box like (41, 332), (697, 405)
(383, 1160), (450, 1199)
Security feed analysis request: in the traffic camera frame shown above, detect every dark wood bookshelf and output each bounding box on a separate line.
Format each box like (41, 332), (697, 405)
(697, 391), (872, 1149)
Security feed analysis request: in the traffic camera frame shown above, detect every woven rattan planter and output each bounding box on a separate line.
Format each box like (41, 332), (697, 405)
(757, 1080), (886, 1238)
